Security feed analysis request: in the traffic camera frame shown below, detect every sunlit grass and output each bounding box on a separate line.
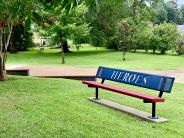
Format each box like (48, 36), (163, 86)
(7, 45), (184, 70)
(0, 76), (183, 137)
(3, 45), (184, 137)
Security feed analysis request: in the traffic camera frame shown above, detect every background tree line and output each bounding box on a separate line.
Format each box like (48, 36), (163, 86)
(86, 0), (184, 55)
(1, 0), (184, 81)
(7, 0), (184, 55)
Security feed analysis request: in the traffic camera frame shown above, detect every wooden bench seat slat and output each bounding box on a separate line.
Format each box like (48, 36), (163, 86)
(82, 81), (165, 102)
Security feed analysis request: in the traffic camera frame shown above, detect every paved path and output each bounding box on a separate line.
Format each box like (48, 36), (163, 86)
(6, 65), (184, 83)
(6, 65), (97, 78)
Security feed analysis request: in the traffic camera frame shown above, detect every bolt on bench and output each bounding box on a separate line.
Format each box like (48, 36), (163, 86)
(82, 66), (175, 122)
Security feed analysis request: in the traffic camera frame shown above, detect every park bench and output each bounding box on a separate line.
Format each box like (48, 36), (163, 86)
(82, 66), (175, 121)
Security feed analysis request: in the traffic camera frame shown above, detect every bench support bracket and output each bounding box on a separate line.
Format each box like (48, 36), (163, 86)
(158, 91), (164, 98)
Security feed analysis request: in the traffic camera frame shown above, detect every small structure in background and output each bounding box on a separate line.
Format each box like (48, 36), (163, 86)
(177, 25), (184, 33)
(32, 33), (50, 54)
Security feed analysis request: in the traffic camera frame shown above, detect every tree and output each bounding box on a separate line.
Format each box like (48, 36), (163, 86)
(0, 0), (89, 80)
(165, 1), (177, 23)
(0, 0), (38, 80)
(86, 0), (121, 48)
(154, 1), (168, 24)
(135, 25), (152, 53)
(117, 20), (135, 60)
(9, 23), (33, 53)
(86, 0), (156, 50)
(179, 4), (184, 24)
(39, 2), (90, 64)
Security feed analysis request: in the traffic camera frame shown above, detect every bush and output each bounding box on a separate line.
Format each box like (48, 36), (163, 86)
(106, 36), (119, 50)
(176, 34), (184, 55)
(149, 23), (179, 54)
(135, 26), (152, 52)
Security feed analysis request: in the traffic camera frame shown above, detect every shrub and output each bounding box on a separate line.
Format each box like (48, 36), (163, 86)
(135, 26), (152, 53)
(149, 23), (179, 54)
(176, 34), (184, 55)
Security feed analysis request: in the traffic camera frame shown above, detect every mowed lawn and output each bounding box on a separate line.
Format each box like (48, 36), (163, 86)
(0, 76), (184, 138)
(7, 46), (184, 70)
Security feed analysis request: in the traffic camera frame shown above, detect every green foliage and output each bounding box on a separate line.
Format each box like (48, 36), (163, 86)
(134, 24), (152, 52)
(39, 2), (91, 49)
(116, 19), (136, 53)
(153, 1), (167, 24)
(179, 5), (184, 24)
(153, 1), (184, 24)
(176, 34), (184, 55)
(0, 0), (39, 80)
(165, 1), (177, 23)
(0, 0), (38, 24)
(69, 23), (91, 44)
(9, 24), (34, 53)
(86, 0), (157, 49)
(67, 3), (91, 46)
(86, 0), (121, 47)
(149, 23), (179, 54)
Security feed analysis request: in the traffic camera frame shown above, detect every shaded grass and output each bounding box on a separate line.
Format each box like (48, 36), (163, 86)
(0, 76), (184, 138)
(7, 46), (184, 70)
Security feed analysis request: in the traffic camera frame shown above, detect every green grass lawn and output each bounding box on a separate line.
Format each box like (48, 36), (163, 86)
(7, 45), (184, 70)
(3, 45), (184, 137)
(0, 76), (184, 138)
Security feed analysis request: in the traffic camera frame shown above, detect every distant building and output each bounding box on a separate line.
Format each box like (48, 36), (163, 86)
(166, 0), (184, 8)
(177, 25), (184, 33)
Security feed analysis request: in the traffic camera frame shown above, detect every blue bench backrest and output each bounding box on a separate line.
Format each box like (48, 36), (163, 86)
(96, 66), (175, 93)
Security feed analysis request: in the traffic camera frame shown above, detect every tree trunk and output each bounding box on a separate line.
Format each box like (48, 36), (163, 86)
(132, 0), (138, 25)
(153, 47), (156, 54)
(123, 51), (126, 61)
(160, 49), (165, 54)
(122, 47), (126, 61)
(61, 46), (65, 64)
(62, 40), (70, 53)
(0, 54), (7, 81)
(133, 47), (136, 53)
(0, 21), (13, 81)
(145, 47), (148, 53)
(0, 28), (6, 81)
